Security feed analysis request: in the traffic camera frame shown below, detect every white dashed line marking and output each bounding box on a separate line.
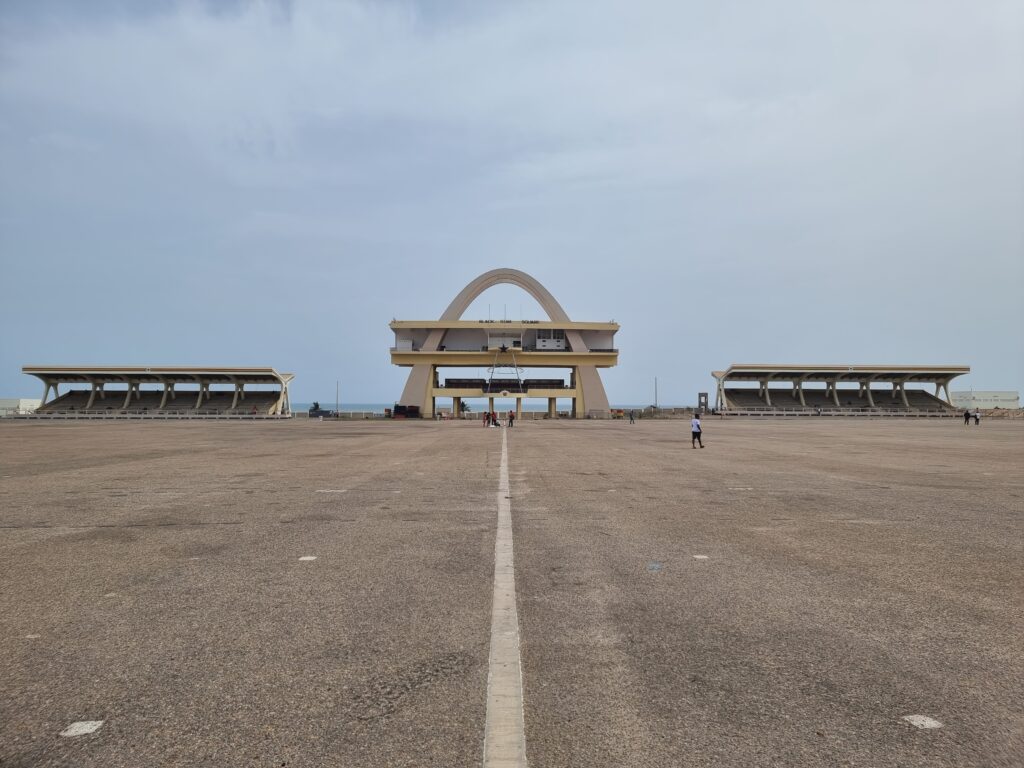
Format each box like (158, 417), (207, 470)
(298, 556), (318, 561)
(25, 634), (41, 639)
(60, 721), (104, 737)
(728, 487), (754, 491)
(693, 555), (710, 560)
(315, 489), (348, 494)
(483, 428), (527, 767)
(902, 715), (943, 729)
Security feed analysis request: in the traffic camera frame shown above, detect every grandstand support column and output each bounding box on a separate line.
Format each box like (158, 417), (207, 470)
(548, 397), (557, 418)
(453, 396), (461, 420)
(828, 380), (840, 407)
(938, 379), (953, 405)
(860, 380), (875, 408)
(85, 382), (99, 410)
(516, 397), (523, 420)
(40, 380), (53, 407)
(793, 378), (806, 407)
(230, 381), (242, 410)
(195, 383), (205, 410)
(488, 396), (495, 414)
(159, 382), (171, 409)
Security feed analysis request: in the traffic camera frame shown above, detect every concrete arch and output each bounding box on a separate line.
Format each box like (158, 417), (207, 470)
(398, 268), (611, 415)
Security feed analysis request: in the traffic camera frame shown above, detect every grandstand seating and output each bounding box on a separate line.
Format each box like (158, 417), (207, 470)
(723, 388), (953, 413)
(36, 388), (282, 415)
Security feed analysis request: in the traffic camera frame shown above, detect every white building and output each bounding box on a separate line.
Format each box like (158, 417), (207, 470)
(0, 398), (42, 416)
(951, 391), (1020, 410)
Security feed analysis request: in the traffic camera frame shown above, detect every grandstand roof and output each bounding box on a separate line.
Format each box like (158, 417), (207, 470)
(712, 364), (969, 383)
(22, 366), (294, 385)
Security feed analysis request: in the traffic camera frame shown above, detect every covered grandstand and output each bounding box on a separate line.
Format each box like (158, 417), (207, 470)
(20, 366), (293, 418)
(713, 364), (969, 416)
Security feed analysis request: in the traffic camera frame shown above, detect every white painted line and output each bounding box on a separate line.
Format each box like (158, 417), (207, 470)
(693, 555), (709, 560)
(483, 428), (527, 767)
(298, 556), (318, 561)
(902, 714), (943, 729)
(60, 721), (104, 737)
(25, 634), (41, 639)
(103, 592), (117, 598)
(315, 489), (348, 493)
(728, 487), (754, 491)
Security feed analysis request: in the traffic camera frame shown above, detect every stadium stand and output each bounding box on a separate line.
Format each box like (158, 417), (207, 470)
(20, 367), (293, 418)
(713, 364), (968, 416)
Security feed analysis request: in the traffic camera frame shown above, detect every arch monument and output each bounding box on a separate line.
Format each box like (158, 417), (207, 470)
(390, 268), (618, 418)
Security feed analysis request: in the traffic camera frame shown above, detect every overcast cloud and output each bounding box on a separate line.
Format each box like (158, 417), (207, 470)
(1, 0), (1021, 404)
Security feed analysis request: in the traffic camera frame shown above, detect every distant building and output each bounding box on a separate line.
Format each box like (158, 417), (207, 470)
(0, 398), (42, 415)
(951, 391), (1020, 410)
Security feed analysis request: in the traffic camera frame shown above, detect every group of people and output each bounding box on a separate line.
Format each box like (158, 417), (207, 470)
(483, 410), (515, 428)
(963, 409), (981, 425)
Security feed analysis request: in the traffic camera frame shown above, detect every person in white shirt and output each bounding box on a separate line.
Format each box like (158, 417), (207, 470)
(691, 414), (704, 448)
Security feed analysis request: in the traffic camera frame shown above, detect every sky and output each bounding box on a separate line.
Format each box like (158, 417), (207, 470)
(1, 0), (1022, 405)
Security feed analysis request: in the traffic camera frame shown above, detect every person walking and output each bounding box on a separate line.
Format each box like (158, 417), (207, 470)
(691, 413), (704, 448)
(629, 409), (635, 424)
(964, 409), (971, 426)
(973, 410), (981, 426)
(508, 409), (515, 428)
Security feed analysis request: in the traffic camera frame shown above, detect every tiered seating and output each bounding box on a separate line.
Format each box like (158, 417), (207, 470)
(724, 387), (954, 412)
(37, 390), (93, 412)
(523, 378), (567, 389)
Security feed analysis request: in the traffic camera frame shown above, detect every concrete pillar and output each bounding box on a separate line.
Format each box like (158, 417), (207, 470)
(123, 384), (134, 409)
(795, 380), (806, 407)
(548, 397), (557, 418)
(863, 381), (875, 408)
(488, 396), (495, 414)
(453, 396), (461, 419)
(899, 381), (909, 408)
(516, 398), (523, 420)
(159, 383), (171, 409)
(85, 382), (99, 410)
(195, 383), (205, 409)
(231, 383), (242, 410)
(761, 380), (772, 407)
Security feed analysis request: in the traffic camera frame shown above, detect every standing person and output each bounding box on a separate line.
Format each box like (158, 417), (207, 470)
(629, 409), (635, 424)
(484, 411), (490, 427)
(974, 410), (981, 426)
(508, 409), (515, 428)
(492, 410), (499, 427)
(964, 409), (971, 426)
(691, 413), (704, 449)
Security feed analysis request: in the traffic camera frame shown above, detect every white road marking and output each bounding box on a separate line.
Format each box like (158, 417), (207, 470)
(25, 634), (41, 639)
(693, 555), (709, 560)
(483, 428), (527, 767)
(315, 489), (348, 494)
(298, 556), (317, 561)
(902, 714), (943, 729)
(728, 487), (754, 490)
(60, 721), (104, 737)
(103, 592), (117, 598)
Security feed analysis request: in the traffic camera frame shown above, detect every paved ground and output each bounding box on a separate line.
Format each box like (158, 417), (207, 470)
(0, 418), (1021, 767)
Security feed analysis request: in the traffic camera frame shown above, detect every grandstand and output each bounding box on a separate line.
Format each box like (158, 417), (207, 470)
(712, 364), (969, 416)
(20, 366), (293, 418)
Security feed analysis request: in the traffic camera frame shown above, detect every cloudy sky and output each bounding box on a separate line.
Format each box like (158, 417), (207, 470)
(1, 0), (1021, 405)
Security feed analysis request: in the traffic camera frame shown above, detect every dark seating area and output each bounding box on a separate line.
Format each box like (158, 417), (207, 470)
(724, 388), (954, 412)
